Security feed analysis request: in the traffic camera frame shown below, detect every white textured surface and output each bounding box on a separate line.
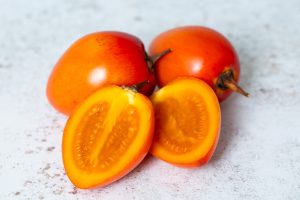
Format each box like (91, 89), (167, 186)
(1, 0), (300, 199)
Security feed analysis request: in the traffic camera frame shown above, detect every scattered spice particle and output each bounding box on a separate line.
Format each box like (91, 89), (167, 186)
(69, 187), (78, 195)
(43, 163), (51, 171)
(36, 146), (43, 151)
(52, 187), (64, 195)
(47, 147), (55, 152)
(259, 88), (267, 94)
(23, 180), (33, 186)
(25, 150), (34, 154)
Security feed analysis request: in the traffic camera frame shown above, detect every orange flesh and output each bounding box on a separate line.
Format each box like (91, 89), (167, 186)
(155, 91), (209, 153)
(63, 86), (154, 188)
(73, 103), (139, 171)
(150, 77), (221, 166)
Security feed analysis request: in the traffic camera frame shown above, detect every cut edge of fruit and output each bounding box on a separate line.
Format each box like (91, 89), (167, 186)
(150, 77), (221, 165)
(62, 85), (154, 188)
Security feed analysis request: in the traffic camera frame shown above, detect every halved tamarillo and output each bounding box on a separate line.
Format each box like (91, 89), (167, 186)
(150, 77), (221, 167)
(62, 83), (154, 188)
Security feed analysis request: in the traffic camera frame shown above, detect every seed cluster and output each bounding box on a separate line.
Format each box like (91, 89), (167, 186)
(74, 102), (109, 169)
(155, 91), (208, 153)
(74, 103), (140, 171)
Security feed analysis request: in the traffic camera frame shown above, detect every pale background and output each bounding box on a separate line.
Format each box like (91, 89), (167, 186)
(0, 0), (300, 199)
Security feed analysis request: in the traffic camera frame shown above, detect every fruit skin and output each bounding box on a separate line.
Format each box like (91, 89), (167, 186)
(62, 85), (154, 189)
(47, 31), (155, 115)
(150, 77), (221, 167)
(149, 26), (240, 102)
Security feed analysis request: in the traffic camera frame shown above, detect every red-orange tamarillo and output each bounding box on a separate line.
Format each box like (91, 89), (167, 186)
(149, 26), (249, 102)
(47, 31), (170, 115)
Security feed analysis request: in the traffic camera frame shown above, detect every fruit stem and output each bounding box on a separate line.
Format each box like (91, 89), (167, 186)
(150, 48), (172, 64)
(146, 48), (172, 72)
(224, 79), (249, 97)
(123, 80), (149, 93)
(217, 69), (249, 97)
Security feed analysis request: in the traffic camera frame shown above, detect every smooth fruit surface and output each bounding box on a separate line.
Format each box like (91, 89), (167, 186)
(62, 85), (154, 188)
(150, 77), (221, 167)
(149, 26), (241, 101)
(47, 31), (155, 115)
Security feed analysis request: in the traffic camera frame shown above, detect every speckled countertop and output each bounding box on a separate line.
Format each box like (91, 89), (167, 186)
(0, 0), (300, 199)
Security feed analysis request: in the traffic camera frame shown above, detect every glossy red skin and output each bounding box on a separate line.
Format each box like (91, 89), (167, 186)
(149, 26), (240, 102)
(47, 31), (155, 115)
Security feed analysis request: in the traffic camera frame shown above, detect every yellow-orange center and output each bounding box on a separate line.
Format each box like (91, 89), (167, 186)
(154, 90), (209, 154)
(73, 102), (140, 171)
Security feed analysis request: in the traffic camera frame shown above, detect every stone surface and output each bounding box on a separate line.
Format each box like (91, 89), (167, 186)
(0, 0), (300, 199)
